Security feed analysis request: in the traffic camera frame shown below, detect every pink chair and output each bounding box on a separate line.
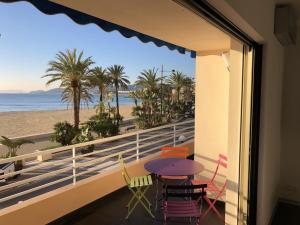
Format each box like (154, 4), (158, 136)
(192, 154), (227, 220)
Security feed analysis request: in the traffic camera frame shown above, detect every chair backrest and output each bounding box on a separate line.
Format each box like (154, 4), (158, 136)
(118, 154), (131, 186)
(211, 154), (228, 184)
(164, 184), (207, 201)
(160, 146), (189, 158)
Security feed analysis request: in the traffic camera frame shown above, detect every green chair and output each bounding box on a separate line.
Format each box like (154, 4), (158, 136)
(118, 154), (154, 219)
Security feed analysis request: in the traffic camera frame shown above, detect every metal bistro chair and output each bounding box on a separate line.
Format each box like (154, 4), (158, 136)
(160, 146), (190, 181)
(163, 184), (207, 225)
(118, 154), (154, 219)
(154, 146), (190, 211)
(192, 154), (227, 220)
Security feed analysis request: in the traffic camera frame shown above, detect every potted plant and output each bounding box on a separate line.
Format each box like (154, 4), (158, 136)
(73, 126), (95, 155)
(0, 136), (34, 172)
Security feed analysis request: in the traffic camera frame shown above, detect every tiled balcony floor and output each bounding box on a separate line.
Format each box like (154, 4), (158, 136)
(49, 181), (225, 225)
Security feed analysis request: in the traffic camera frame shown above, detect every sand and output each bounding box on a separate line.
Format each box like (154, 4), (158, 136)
(0, 105), (134, 138)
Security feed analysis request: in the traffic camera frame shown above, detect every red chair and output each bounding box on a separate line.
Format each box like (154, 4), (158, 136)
(163, 184), (207, 224)
(192, 154), (227, 220)
(160, 146), (189, 158)
(160, 146), (189, 180)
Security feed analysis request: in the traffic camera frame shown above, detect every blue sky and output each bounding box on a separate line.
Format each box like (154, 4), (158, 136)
(0, 2), (195, 92)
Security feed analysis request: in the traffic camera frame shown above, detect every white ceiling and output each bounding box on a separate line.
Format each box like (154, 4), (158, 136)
(50, 0), (231, 52)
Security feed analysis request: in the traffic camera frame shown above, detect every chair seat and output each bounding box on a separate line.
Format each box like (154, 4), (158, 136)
(191, 179), (220, 192)
(164, 200), (201, 217)
(161, 175), (188, 180)
(130, 175), (153, 188)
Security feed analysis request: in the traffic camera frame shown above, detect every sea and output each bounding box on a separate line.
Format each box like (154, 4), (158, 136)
(0, 93), (135, 112)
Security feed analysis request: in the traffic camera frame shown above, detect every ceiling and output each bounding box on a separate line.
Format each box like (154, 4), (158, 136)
(50, 0), (231, 52)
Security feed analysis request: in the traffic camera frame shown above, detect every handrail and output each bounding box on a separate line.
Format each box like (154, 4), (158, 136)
(0, 118), (136, 146)
(0, 119), (195, 207)
(0, 119), (194, 164)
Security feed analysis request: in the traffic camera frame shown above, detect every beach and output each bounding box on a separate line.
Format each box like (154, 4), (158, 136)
(0, 105), (134, 138)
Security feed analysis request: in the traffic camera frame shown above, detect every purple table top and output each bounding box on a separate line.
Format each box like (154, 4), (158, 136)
(144, 158), (204, 176)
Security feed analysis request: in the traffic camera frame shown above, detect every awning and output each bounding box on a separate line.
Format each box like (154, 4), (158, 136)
(1, 0), (196, 58)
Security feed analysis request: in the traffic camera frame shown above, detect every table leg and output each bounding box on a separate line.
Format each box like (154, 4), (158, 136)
(155, 174), (159, 211)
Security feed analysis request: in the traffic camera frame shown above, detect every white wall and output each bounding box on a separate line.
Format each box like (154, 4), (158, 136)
(207, 1), (285, 225)
(281, 28), (300, 202)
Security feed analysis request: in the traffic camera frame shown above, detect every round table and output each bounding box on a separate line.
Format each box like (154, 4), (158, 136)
(144, 158), (204, 177)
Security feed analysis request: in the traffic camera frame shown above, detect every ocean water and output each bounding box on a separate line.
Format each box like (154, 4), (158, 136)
(0, 93), (134, 112)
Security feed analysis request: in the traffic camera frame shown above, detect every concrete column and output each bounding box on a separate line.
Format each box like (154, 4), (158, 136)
(194, 39), (244, 225)
(225, 39), (244, 225)
(194, 53), (230, 181)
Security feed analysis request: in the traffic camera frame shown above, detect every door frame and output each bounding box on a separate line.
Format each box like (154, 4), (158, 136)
(177, 1), (262, 225)
(0, 0), (263, 224)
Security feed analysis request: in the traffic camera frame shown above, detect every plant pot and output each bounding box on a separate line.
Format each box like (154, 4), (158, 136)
(13, 160), (23, 179)
(14, 160), (23, 171)
(36, 150), (53, 162)
(80, 145), (95, 155)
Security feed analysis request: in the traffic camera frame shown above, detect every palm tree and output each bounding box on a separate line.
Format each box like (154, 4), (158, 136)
(182, 76), (194, 101)
(107, 65), (130, 126)
(0, 136), (34, 158)
(135, 68), (160, 93)
(135, 68), (161, 125)
(168, 71), (186, 102)
(89, 66), (109, 103)
(43, 49), (94, 129)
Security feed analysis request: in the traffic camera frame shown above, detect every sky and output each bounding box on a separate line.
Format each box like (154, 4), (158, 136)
(0, 2), (195, 92)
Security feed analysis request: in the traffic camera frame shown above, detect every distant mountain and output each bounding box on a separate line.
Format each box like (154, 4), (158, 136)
(29, 88), (62, 95)
(29, 85), (140, 95)
(107, 84), (141, 92)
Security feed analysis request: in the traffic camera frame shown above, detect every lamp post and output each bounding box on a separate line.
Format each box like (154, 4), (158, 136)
(160, 65), (175, 116)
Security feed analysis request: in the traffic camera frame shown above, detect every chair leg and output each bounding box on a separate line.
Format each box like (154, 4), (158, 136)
(126, 194), (136, 208)
(126, 186), (154, 219)
(127, 185), (152, 207)
(202, 196), (224, 221)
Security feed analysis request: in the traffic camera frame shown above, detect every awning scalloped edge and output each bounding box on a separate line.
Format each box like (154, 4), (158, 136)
(0, 0), (196, 58)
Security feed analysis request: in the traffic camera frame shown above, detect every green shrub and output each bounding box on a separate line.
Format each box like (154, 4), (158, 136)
(72, 125), (94, 154)
(0, 136), (34, 158)
(0, 136), (34, 172)
(51, 121), (78, 146)
(86, 113), (119, 137)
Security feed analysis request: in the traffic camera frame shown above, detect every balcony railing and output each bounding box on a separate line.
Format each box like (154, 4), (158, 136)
(0, 119), (194, 208)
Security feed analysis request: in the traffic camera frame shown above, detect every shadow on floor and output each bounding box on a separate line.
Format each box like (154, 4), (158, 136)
(49, 181), (225, 225)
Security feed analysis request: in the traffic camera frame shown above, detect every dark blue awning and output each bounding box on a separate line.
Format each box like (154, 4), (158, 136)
(1, 0), (196, 58)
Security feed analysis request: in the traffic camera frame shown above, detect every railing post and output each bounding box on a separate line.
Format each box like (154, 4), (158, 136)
(72, 147), (76, 185)
(173, 124), (176, 146)
(136, 133), (140, 160)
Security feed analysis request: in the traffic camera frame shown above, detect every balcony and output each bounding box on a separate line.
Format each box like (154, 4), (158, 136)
(0, 120), (227, 225)
(49, 180), (224, 225)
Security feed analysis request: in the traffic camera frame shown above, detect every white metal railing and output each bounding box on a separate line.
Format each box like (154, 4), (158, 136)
(0, 119), (194, 206)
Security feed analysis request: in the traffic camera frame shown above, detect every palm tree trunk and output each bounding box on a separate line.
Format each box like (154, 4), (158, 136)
(77, 87), (81, 126)
(99, 87), (103, 102)
(115, 85), (120, 127)
(73, 87), (80, 129)
(108, 102), (111, 119)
